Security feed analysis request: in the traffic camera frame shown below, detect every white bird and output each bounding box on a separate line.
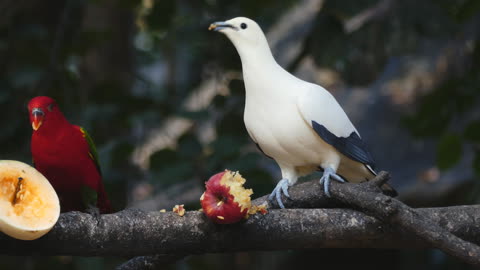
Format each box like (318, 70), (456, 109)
(209, 17), (395, 208)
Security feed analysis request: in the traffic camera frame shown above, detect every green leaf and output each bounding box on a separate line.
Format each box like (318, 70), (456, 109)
(436, 133), (462, 170)
(464, 120), (480, 142)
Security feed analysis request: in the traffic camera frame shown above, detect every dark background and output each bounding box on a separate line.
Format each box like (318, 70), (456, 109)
(1, 0), (480, 269)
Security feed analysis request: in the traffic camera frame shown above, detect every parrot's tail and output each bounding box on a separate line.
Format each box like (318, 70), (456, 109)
(97, 183), (113, 214)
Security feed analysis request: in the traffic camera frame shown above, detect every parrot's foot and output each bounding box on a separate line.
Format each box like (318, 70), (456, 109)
(320, 167), (345, 197)
(86, 204), (101, 224)
(268, 178), (291, 209)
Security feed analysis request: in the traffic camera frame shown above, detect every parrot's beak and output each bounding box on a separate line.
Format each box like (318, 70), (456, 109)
(208, 21), (237, 32)
(31, 108), (44, 131)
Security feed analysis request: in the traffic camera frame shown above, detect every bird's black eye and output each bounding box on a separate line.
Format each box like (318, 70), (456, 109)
(47, 104), (54, 112)
(241, 23), (247, 29)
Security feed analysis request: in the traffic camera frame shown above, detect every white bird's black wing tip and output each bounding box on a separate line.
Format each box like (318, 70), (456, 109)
(364, 165), (398, 197)
(311, 121), (376, 169)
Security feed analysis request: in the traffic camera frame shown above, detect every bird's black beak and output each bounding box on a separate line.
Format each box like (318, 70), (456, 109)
(209, 21), (237, 32)
(31, 108), (44, 131)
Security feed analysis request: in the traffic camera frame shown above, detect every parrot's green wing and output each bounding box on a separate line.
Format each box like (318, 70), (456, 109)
(78, 126), (102, 176)
(78, 126), (102, 211)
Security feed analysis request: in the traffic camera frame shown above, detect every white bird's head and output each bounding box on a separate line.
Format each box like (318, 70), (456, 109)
(209, 17), (274, 66)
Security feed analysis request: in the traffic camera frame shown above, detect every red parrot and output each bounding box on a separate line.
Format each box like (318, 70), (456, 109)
(28, 96), (112, 214)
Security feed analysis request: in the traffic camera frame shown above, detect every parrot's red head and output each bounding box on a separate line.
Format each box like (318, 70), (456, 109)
(27, 96), (63, 132)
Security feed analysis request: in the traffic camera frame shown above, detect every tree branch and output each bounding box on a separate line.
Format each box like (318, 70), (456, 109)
(1, 205), (480, 256)
(3, 172), (480, 269)
(252, 178), (342, 209)
(256, 172), (480, 266)
(330, 172), (480, 266)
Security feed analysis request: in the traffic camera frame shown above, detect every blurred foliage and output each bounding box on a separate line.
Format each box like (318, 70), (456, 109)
(403, 1), (480, 176)
(308, 0), (461, 85)
(1, 0), (480, 269)
(401, 0), (480, 209)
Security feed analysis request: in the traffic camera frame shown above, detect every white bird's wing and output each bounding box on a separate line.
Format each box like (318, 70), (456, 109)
(245, 126), (272, 159)
(296, 85), (376, 167)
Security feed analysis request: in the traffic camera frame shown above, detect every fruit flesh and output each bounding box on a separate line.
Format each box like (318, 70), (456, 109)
(0, 161), (59, 240)
(0, 170), (54, 229)
(219, 171), (252, 212)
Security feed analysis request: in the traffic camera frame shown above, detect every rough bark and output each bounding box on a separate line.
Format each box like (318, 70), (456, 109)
(255, 172), (480, 266)
(1, 205), (480, 257)
(330, 172), (480, 266)
(2, 172), (480, 269)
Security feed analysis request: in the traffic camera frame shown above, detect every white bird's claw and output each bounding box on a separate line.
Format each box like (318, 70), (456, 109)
(268, 178), (290, 208)
(320, 167), (345, 197)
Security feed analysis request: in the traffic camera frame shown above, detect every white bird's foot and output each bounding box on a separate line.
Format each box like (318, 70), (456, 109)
(320, 167), (345, 197)
(268, 178), (291, 209)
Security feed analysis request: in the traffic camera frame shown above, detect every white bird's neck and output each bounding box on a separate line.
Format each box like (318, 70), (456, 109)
(226, 32), (280, 78)
(239, 50), (293, 100)
(240, 53), (281, 78)
(225, 31), (298, 102)
(238, 46), (276, 71)
(237, 46), (287, 94)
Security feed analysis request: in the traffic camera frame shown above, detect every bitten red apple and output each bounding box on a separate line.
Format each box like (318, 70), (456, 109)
(200, 170), (253, 224)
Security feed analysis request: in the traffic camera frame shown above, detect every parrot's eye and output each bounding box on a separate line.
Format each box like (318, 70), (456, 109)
(240, 23), (247, 30)
(47, 104), (54, 112)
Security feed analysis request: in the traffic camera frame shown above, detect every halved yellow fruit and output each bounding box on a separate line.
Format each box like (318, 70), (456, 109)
(0, 160), (60, 240)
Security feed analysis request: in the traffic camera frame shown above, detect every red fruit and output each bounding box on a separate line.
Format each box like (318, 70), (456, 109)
(200, 170), (253, 224)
